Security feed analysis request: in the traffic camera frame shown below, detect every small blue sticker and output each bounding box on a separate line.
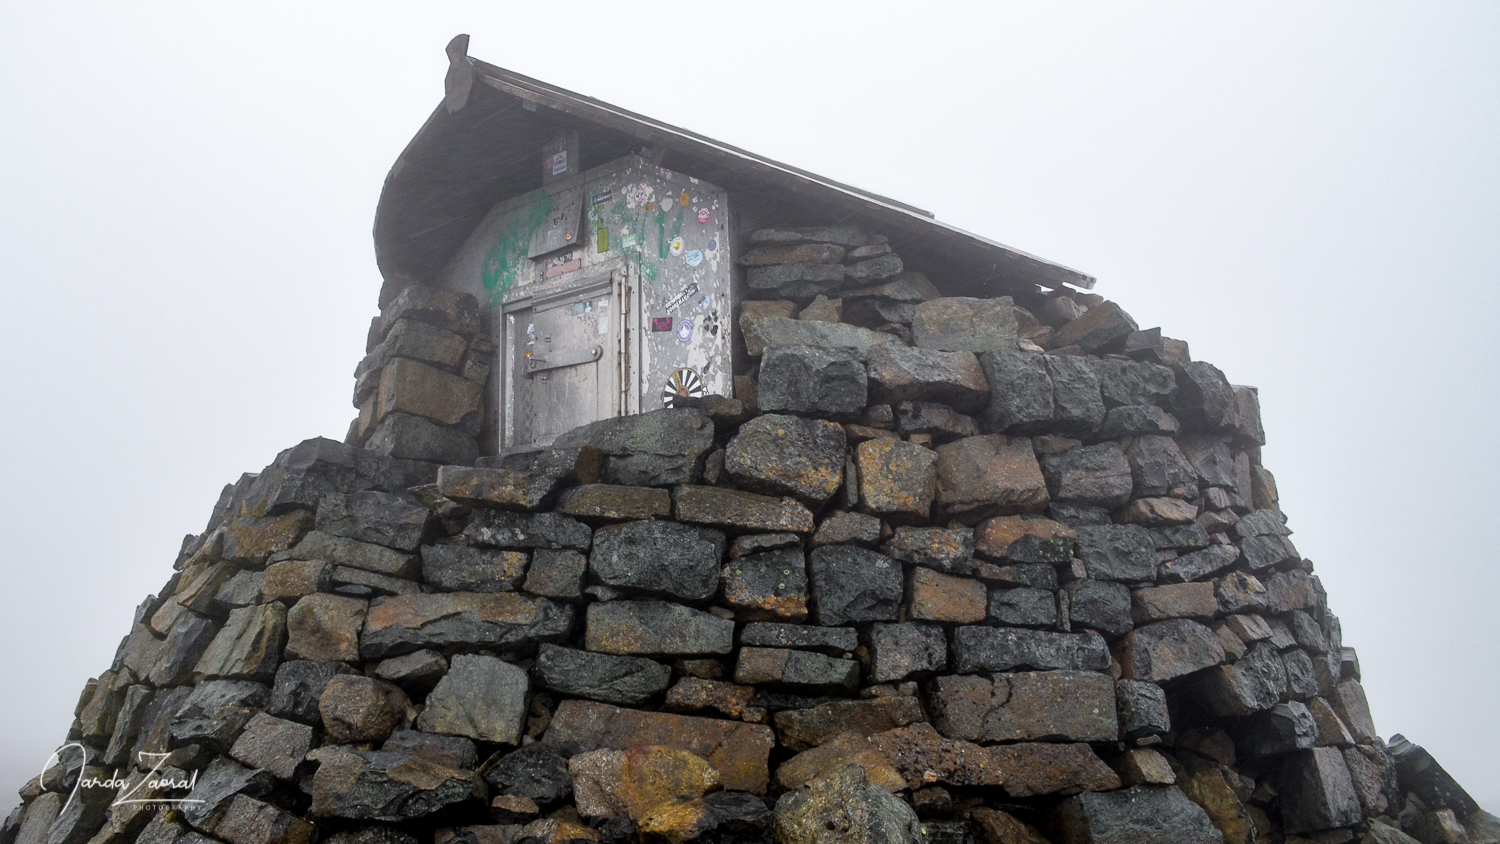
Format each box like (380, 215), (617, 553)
(697, 296), (710, 310)
(676, 319), (694, 343)
(684, 249), (704, 267)
(705, 237), (718, 252)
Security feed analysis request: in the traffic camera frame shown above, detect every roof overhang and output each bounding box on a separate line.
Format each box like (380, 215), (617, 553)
(373, 35), (1096, 296)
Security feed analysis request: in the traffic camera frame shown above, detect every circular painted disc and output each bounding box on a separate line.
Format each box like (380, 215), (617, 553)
(662, 367), (706, 407)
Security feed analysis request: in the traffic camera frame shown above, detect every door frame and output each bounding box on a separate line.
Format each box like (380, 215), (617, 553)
(496, 261), (632, 452)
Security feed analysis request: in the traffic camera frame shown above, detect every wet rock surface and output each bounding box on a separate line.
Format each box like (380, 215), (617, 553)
(773, 764), (924, 844)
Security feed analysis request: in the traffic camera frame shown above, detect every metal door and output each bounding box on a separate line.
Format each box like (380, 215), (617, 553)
(500, 269), (623, 448)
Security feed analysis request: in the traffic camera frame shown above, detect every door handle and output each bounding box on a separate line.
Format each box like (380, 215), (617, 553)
(526, 344), (603, 375)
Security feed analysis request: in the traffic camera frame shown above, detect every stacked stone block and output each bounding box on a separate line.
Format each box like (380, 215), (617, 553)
(348, 283), (493, 466)
(8, 227), (1498, 844)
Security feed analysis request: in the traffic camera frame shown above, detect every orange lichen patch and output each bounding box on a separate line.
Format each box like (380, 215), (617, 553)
(544, 700), (775, 794)
(856, 438), (937, 522)
(907, 568), (987, 624)
(222, 510), (316, 563)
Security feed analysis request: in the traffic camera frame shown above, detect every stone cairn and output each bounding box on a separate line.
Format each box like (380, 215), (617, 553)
(10, 225), (1498, 844)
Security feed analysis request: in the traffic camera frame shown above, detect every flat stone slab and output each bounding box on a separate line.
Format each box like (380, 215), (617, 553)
(543, 699), (775, 794)
(929, 671), (1118, 743)
(309, 749), (484, 821)
(673, 486), (814, 534)
(584, 600), (734, 657)
(360, 592), (574, 659)
(951, 626), (1111, 673)
(535, 644), (672, 706)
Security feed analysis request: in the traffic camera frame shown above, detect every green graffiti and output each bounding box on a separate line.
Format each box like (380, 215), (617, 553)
(475, 175), (698, 305)
(589, 194), (661, 282)
(653, 206), (685, 267)
(573, 173), (699, 285)
(480, 190), (554, 305)
(668, 204), (684, 252)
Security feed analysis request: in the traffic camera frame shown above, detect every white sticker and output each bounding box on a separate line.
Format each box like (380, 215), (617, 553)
(669, 237), (685, 256)
(665, 282), (700, 312)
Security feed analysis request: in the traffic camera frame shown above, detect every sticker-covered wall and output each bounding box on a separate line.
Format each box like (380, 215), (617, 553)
(435, 154), (733, 454)
(9, 221), (1495, 844)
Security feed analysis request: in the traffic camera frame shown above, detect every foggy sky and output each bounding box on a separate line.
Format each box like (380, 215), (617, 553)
(2, 1), (1496, 812)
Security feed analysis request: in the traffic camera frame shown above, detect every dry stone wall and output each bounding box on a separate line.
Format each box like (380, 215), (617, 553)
(347, 284), (494, 465)
(8, 225), (1499, 844)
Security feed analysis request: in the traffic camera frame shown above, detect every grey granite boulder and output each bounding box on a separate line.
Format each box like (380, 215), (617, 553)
(589, 519), (725, 601)
(979, 348), (1053, 433)
(952, 627), (1111, 673)
(169, 679), (270, 752)
(1116, 619), (1226, 682)
(1045, 355), (1106, 437)
(535, 644), (671, 706)
(310, 749), (485, 821)
(316, 490), (432, 552)
(724, 414), (847, 506)
(808, 546), (904, 626)
(773, 763), (924, 844)
(758, 345), (867, 418)
(1043, 443), (1133, 508)
(1053, 785), (1223, 844)
(1074, 525), (1157, 582)
(911, 297), (1018, 353)
(415, 653), (529, 744)
(483, 743), (574, 808)
(930, 670), (1117, 743)
(1279, 747), (1363, 833)
(584, 600), (735, 656)
(1174, 361), (1241, 433)
(553, 407), (714, 486)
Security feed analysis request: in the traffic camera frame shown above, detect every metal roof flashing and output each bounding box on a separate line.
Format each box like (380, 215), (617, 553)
(373, 35), (1096, 295)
